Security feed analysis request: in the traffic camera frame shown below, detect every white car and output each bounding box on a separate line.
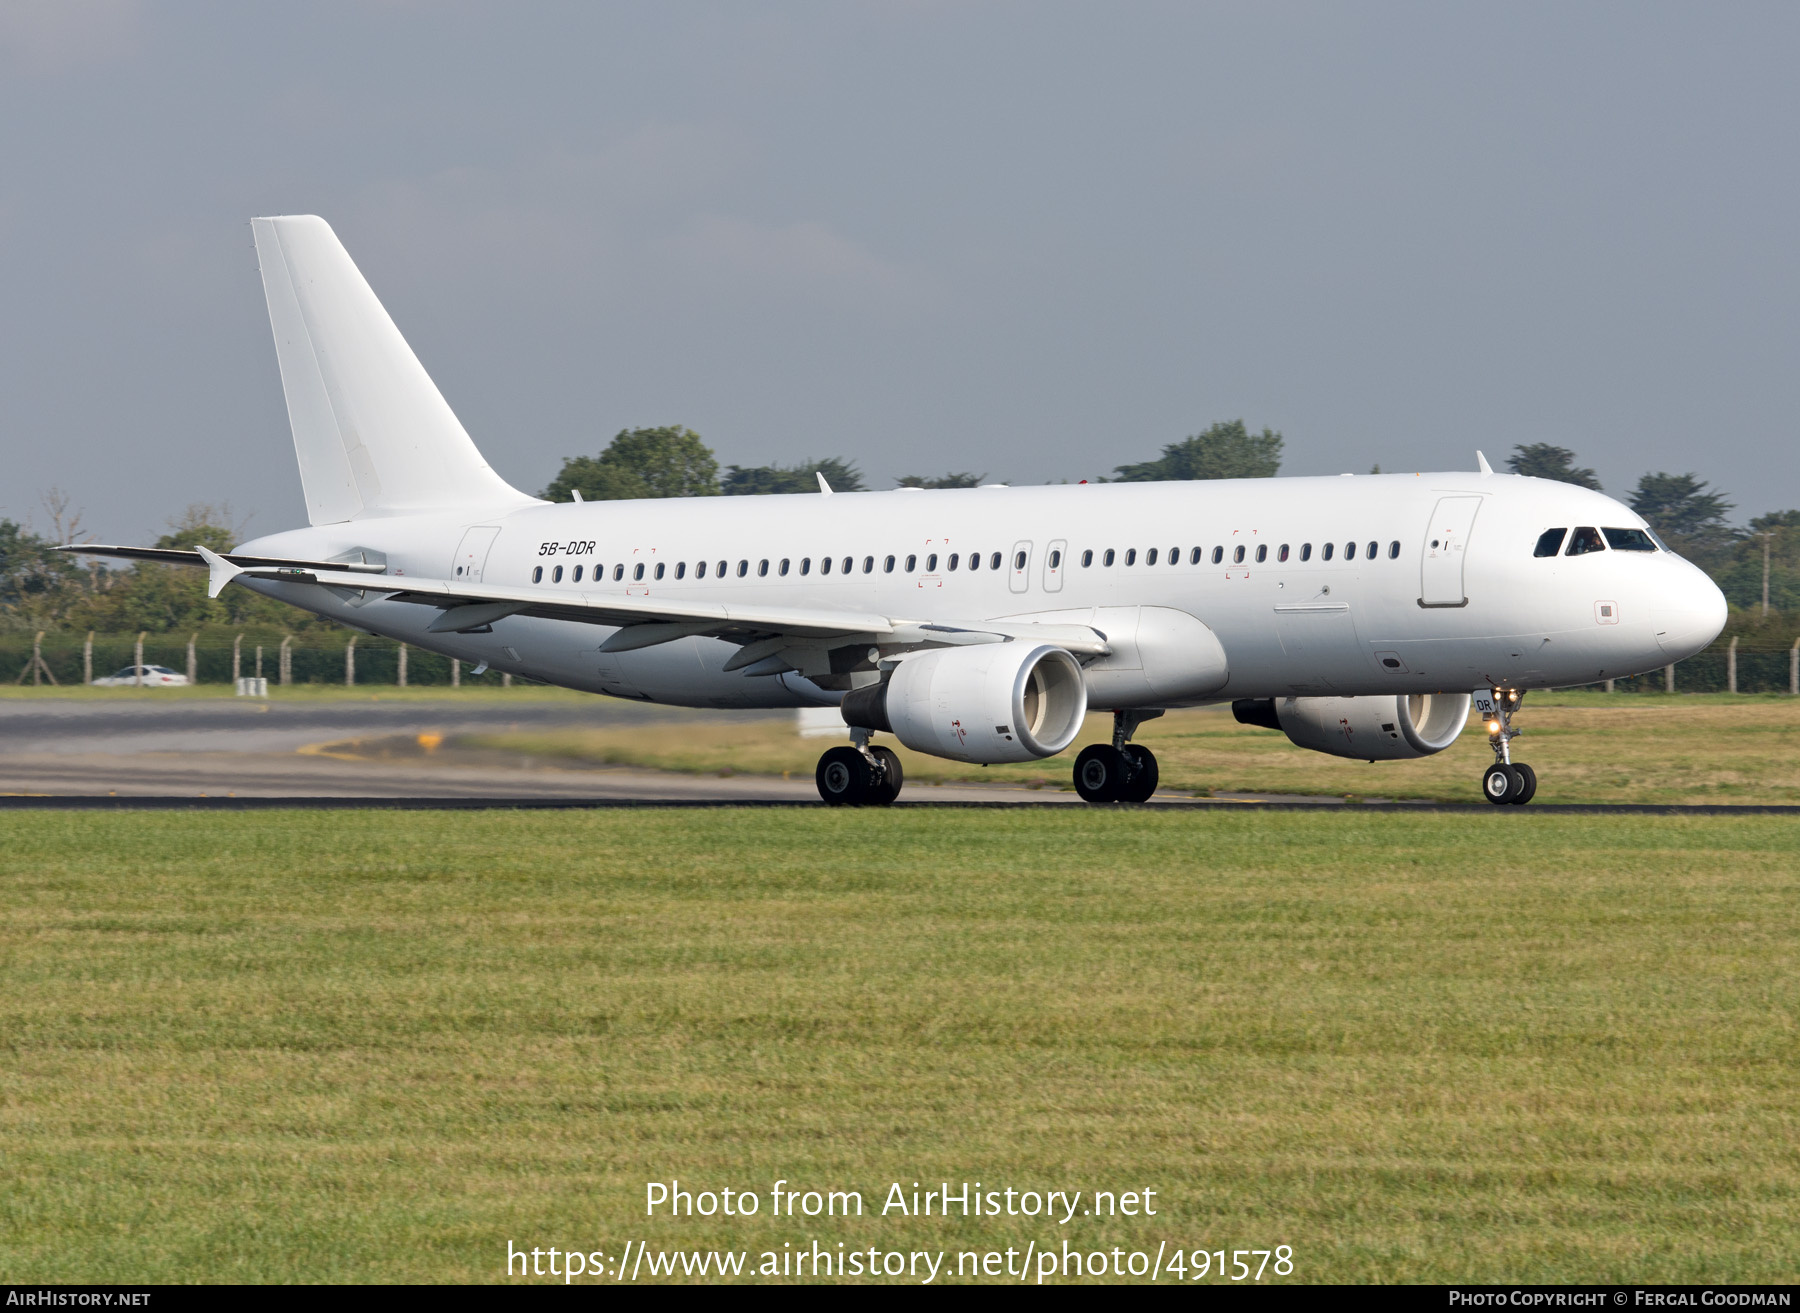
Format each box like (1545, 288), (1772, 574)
(91, 664), (191, 687)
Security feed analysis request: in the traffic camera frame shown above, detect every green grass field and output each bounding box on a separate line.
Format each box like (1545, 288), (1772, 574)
(2, 808), (1796, 1283)
(467, 691), (1800, 805)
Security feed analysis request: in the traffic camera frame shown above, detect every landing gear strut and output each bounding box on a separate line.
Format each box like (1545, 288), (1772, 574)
(1073, 710), (1163, 804)
(1477, 688), (1537, 806)
(815, 729), (904, 806)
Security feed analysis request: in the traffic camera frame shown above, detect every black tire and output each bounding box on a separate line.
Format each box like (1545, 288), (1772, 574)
(817, 746), (871, 805)
(1508, 762), (1537, 805)
(867, 746), (904, 804)
(1482, 763), (1520, 805)
(1118, 745), (1159, 803)
(1074, 744), (1127, 803)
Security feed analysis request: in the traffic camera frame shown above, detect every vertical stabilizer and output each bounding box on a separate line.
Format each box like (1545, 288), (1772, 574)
(250, 215), (535, 525)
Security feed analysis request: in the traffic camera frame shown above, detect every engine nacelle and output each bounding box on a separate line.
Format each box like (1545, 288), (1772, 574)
(841, 643), (1088, 764)
(1233, 692), (1472, 761)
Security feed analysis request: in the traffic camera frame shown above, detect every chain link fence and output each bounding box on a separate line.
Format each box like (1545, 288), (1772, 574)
(0, 630), (514, 687)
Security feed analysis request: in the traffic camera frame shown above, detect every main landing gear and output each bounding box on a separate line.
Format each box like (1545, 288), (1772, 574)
(815, 731), (904, 806)
(1479, 687), (1537, 806)
(1073, 710), (1163, 804)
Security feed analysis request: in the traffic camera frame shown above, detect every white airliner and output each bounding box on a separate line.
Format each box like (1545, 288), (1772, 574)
(71, 216), (1728, 805)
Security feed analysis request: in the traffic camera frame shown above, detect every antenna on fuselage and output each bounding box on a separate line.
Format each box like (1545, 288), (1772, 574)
(817, 472), (834, 495)
(1476, 450), (1494, 476)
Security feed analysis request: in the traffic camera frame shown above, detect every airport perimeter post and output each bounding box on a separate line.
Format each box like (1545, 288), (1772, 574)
(187, 633), (197, 685)
(345, 636), (356, 687)
(135, 632), (145, 687)
(1792, 637), (1798, 696)
(1728, 636), (1738, 694)
(398, 643), (407, 688)
(83, 631), (92, 686)
(232, 633), (242, 684)
(280, 635), (292, 686)
(1665, 663), (1675, 693)
(451, 658), (460, 689)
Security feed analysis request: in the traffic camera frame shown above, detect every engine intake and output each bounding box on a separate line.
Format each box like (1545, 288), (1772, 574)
(842, 643), (1087, 764)
(1232, 692), (1471, 761)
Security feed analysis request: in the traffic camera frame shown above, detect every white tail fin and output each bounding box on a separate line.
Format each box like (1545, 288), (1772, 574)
(250, 215), (535, 525)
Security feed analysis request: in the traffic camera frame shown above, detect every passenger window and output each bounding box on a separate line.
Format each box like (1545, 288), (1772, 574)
(1126, 549), (1137, 566)
(925, 554), (937, 571)
(1322, 542), (1333, 561)
(841, 557), (852, 574)
(553, 565), (564, 583)
(1534, 528), (1568, 557)
(1188, 547), (1200, 564)
(821, 556), (832, 575)
(884, 555), (895, 573)
(862, 556), (874, 574)
(1255, 544), (1268, 563)
(677, 562), (687, 579)
(737, 560), (749, 577)
(758, 559), (769, 577)
(573, 565), (584, 582)
(801, 558), (811, 575)
(1300, 543), (1311, 561)
(1566, 527), (1606, 556)
(716, 560), (726, 577)
(1168, 546), (1178, 565)
(629, 564), (641, 582)
(696, 560), (707, 578)
(1387, 540), (1400, 559)
(1365, 541), (1378, 560)
(614, 564), (625, 581)
(779, 559), (789, 576)
(1082, 550), (1093, 567)
(1344, 542), (1356, 560)
(989, 552), (1002, 570)
(532, 566), (543, 583)
(1233, 546), (1245, 564)
(905, 554), (917, 572)
(1103, 549), (1115, 566)
(1277, 544), (1289, 563)
(653, 563), (664, 580)
(968, 552), (981, 571)
(948, 553), (960, 571)
(1146, 548), (1159, 566)
(1602, 527), (1657, 552)
(1211, 546), (1223, 564)
(1014, 550), (1026, 569)
(1048, 549), (1061, 569)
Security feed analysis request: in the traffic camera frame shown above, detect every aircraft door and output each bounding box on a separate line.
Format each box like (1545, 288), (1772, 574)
(1419, 497), (1481, 607)
(1042, 539), (1067, 593)
(1008, 540), (1033, 594)
(451, 526), (501, 583)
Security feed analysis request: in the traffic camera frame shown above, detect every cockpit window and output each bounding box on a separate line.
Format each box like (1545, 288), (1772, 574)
(1602, 527), (1657, 552)
(1565, 526), (1606, 556)
(1533, 528), (1567, 557)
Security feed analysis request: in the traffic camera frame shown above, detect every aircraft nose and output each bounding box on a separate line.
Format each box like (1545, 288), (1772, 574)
(1652, 559), (1728, 662)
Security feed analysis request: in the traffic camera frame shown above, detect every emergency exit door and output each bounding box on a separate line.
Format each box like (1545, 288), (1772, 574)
(1419, 497), (1481, 607)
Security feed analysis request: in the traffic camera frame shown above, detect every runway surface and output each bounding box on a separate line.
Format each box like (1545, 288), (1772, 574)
(4, 696), (1796, 812)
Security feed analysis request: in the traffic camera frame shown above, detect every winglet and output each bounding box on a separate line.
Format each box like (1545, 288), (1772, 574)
(195, 545), (245, 599)
(817, 471), (833, 495)
(1476, 450), (1494, 476)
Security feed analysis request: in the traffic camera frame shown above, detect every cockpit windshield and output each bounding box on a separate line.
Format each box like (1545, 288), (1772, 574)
(1533, 528), (1567, 557)
(1565, 527), (1606, 556)
(1602, 527), (1658, 552)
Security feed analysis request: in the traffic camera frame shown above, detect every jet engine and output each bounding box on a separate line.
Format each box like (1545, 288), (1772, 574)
(1232, 692), (1471, 761)
(841, 643), (1088, 764)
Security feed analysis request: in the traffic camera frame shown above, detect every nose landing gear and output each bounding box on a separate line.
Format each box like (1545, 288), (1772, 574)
(1477, 688), (1537, 805)
(1073, 709), (1163, 803)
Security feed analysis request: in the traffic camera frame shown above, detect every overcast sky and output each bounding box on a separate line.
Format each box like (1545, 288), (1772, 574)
(3, 0), (1796, 543)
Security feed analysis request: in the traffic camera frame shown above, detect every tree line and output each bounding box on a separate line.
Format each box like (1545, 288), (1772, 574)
(2, 425), (1795, 685)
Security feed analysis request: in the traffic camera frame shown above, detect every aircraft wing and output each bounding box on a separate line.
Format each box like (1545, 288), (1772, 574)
(173, 546), (1112, 671)
(59, 544), (391, 573)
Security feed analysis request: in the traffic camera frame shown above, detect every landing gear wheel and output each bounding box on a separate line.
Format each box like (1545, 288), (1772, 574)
(1118, 745), (1159, 803)
(867, 746), (904, 804)
(1507, 762), (1537, 806)
(1482, 763), (1521, 805)
(817, 746), (871, 806)
(1074, 744), (1127, 803)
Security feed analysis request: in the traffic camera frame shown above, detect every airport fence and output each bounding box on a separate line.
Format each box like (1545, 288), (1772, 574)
(2, 628), (1795, 693)
(0, 629), (519, 688)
